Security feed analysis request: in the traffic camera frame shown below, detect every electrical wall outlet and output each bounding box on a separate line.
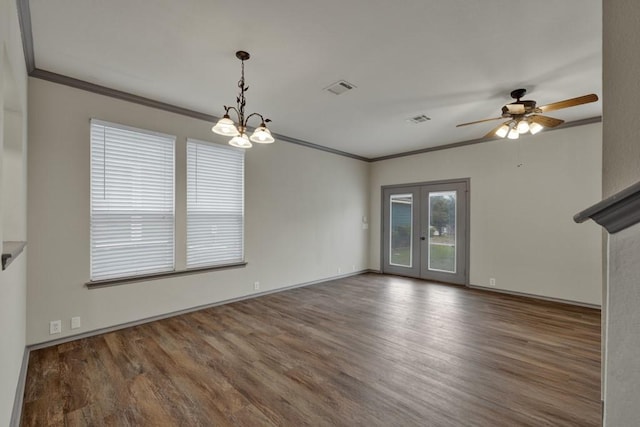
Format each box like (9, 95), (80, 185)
(71, 316), (81, 329)
(489, 278), (496, 287)
(337, 267), (342, 274)
(49, 320), (62, 335)
(352, 265), (356, 272)
(254, 281), (260, 290)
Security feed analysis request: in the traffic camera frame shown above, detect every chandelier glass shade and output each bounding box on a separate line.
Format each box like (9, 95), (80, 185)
(211, 116), (240, 137)
(229, 134), (252, 148)
(212, 51), (274, 148)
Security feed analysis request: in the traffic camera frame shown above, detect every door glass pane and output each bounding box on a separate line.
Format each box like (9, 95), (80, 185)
(428, 191), (456, 273)
(390, 194), (413, 267)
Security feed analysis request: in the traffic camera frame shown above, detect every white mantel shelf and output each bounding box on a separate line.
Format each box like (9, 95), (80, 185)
(1, 241), (26, 271)
(574, 180), (640, 234)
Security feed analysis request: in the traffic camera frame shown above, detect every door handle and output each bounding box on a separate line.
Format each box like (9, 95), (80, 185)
(420, 236), (426, 241)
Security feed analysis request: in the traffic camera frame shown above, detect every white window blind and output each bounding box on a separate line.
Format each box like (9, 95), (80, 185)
(90, 119), (175, 280)
(187, 139), (244, 267)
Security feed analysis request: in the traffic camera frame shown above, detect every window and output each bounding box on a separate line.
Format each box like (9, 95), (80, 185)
(187, 139), (244, 267)
(90, 119), (175, 280)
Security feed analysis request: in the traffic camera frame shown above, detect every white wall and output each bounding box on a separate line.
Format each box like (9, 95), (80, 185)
(605, 222), (640, 425)
(602, 1), (640, 424)
(370, 123), (602, 305)
(3, 110), (26, 239)
(27, 78), (370, 345)
(0, 0), (28, 424)
(603, 1), (640, 199)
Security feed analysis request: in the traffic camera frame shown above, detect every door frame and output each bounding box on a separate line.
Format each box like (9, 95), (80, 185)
(380, 178), (471, 285)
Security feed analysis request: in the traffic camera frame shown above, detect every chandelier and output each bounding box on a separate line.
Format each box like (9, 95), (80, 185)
(211, 51), (274, 148)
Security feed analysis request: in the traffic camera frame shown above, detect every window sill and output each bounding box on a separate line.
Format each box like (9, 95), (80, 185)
(86, 261), (247, 289)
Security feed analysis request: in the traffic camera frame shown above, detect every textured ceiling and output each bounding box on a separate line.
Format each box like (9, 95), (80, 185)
(29, 0), (602, 158)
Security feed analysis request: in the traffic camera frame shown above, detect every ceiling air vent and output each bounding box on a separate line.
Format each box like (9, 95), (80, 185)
(408, 114), (431, 124)
(325, 80), (356, 95)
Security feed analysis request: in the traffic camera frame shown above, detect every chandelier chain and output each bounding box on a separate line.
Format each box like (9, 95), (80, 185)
(237, 59), (247, 132)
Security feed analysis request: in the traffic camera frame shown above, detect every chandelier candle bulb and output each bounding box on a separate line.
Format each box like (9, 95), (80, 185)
(212, 51), (274, 148)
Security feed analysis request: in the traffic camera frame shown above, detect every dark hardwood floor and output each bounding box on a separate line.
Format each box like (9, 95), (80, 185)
(21, 274), (601, 426)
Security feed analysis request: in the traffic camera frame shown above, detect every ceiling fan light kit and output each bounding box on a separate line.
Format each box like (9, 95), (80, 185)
(516, 120), (530, 134)
(529, 122), (544, 135)
(495, 124), (510, 138)
(456, 88), (598, 141)
(211, 51), (275, 148)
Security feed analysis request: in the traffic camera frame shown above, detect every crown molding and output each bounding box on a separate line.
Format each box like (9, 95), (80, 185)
(16, 0), (34, 73)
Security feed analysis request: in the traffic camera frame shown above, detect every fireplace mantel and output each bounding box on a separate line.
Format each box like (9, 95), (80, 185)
(574, 180), (640, 233)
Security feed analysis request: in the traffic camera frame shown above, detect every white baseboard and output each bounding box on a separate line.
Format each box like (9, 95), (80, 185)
(468, 284), (601, 309)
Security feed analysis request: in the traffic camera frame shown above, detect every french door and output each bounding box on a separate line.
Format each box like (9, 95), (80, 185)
(382, 179), (469, 285)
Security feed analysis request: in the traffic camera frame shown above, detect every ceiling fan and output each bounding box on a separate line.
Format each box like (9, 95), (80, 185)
(456, 88), (598, 140)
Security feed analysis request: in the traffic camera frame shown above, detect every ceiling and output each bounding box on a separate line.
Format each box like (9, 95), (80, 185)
(27, 0), (602, 159)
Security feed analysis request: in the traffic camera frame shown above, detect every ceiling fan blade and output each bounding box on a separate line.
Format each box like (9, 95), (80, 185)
(530, 115), (565, 128)
(456, 117), (504, 127)
(506, 104), (525, 114)
(537, 94), (599, 113)
(484, 122), (509, 139)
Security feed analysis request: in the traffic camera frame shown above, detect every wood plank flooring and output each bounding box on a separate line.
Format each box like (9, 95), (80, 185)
(21, 274), (601, 426)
